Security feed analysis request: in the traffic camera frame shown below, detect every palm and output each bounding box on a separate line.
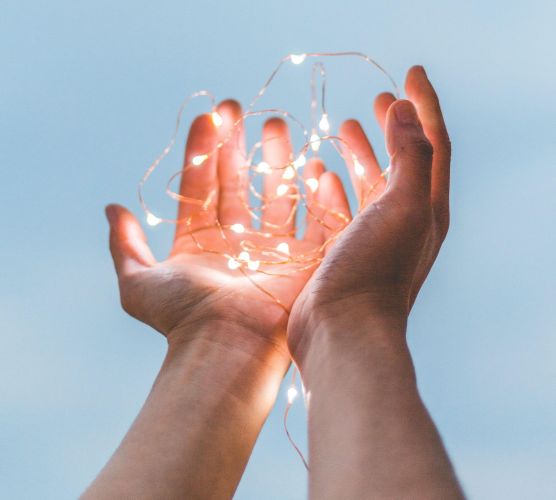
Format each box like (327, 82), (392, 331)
(107, 100), (349, 347)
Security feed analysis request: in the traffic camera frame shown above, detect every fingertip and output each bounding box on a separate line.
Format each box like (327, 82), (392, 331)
(374, 92), (396, 130)
(304, 157), (326, 178)
(339, 118), (364, 139)
(263, 116), (288, 136)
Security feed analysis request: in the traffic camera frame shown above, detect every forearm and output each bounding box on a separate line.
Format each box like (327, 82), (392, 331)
(83, 321), (288, 500)
(301, 313), (463, 500)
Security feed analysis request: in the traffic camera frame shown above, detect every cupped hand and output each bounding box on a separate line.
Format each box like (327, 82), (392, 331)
(288, 66), (451, 363)
(106, 100), (350, 360)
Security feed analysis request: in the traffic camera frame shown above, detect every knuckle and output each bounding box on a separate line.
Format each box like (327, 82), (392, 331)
(406, 137), (434, 161)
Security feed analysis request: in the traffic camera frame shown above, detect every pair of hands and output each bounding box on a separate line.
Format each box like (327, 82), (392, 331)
(106, 65), (450, 377)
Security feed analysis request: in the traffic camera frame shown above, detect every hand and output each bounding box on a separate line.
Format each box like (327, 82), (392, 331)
(288, 65), (451, 364)
(106, 100), (349, 363)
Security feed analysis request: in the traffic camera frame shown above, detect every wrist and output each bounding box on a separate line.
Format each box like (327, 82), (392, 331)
(291, 304), (410, 387)
(164, 319), (290, 408)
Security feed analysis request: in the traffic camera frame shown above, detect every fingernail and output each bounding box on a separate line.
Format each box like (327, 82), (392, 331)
(394, 100), (419, 125)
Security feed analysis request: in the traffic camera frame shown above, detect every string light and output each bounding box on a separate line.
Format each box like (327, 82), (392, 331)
(318, 113), (330, 132)
(146, 212), (161, 226)
(290, 53), (306, 65)
(191, 154), (208, 166)
(354, 158), (365, 177)
(287, 386), (298, 404)
(305, 177), (319, 193)
(276, 242), (290, 255)
(211, 111), (223, 127)
(137, 51), (400, 471)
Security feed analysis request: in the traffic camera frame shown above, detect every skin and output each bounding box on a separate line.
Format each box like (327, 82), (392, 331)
(84, 65), (463, 499)
(288, 66), (463, 499)
(83, 100), (351, 499)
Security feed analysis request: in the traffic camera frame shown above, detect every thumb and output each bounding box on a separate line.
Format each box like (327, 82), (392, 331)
(105, 204), (156, 278)
(385, 99), (433, 202)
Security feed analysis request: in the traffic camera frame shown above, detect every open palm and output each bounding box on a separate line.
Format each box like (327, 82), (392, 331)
(106, 100), (350, 355)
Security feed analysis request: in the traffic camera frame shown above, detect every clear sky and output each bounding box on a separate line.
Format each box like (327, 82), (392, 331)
(1, 0), (555, 498)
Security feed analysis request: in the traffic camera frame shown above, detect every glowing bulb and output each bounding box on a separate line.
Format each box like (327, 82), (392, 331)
(306, 177), (319, 193)
(282, 166), (296, 180)
(290, 53), (306, 65)
(310, 133), (321, 152)
(192, 154), (208, 166)
(247, 260), (260, 271)
(227, 258), (241, 270)
(230, 223), (245, 233)
(146, 213), (161, 226)
(354, 159), (365, 177)
(239, 251), (250, 262)
(211, 111), (223, 127)
(277, 242), (290, 255)
(319, 113), (330, 132)
(256, 161), (272, 174)
(276, 184), (289, 197)
(293, 154), (306, 168)
(287, 386), (298, 404)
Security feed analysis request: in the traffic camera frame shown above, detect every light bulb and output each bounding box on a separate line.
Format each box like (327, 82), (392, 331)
(192, 154), (208, 166)
(146, 213), (161, 226)
(287, 386), (298, 404)
(276, 184), (289, 197)
(247, 260), (260, 271)
(227, 258), (241, 270)
(256, 161), (272, 174)
(230, 223), (245, 233)
(354, 159), (365, 177)
(239, 251), (250, 261)
(211, 111), (223, 127)
(293, 154), (306, 168)
(290, 53), (306, 65)
(319, 113), (330, 132)
(310, 133), (321, 152)
(305, 177), (319, 193)
(282, 166), (295, 180)
(276, 242), (290, 255)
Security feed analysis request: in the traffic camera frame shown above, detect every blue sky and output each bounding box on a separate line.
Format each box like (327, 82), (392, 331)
(1, 0), (555, 498)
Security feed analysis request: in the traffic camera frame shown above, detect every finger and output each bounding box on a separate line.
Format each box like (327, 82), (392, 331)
(339, 119), (386, 207)
(261, 118), (296, 234)
(385, 100), (433, 203)
(303, 158), (325, 243)
(176, 114), (219, 238)
(106, 204), (156, 278)
(315, 172), (352, 253)
(216, 100), (250, 227)
(374, 92), (396, 132)
(405, 66), (451, 225)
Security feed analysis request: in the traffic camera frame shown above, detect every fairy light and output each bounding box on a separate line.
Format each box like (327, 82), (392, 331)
(191, 154), (208, 166)
(290, 53), (306, 65)
(276, 242), (290, 255)
(247, 259), (260, 271)
(137, 51), (400, 471)
(287, 386), (298, 404)
(276, 184), (289, 197)
(305, 177), (319, 193)
(318, 113), (330, 132)
(354, 158), (365, 177)
(293, 153), (306, 168)
(310, 132), (321, 152)
(227, 258), (241, 270)
(282, 165), (296, 180)
(256, 161), (272, 174)
(146, 212), (161, 226)
(230, 223), (245, 233)
(211, 111), (223, 127)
